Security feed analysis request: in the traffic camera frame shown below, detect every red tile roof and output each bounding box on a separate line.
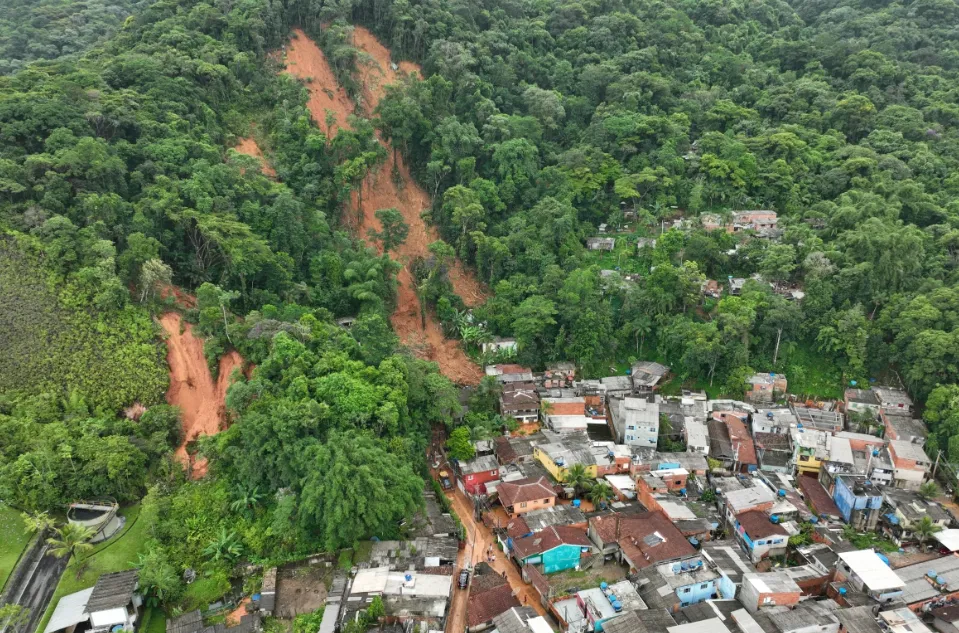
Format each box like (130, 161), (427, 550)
(512, 526), (590, 560)
(590, 511), (695, 569)
(736, 510), (788, 539)
(495, 436), (517, 463)
(506, 516), (532, 539)
(797, 475), (842, 518)
(497, 477), (558, 508)
(467, 564), (520, 627)
(722, 412), (757, 466)
(547, 401), (586, 416)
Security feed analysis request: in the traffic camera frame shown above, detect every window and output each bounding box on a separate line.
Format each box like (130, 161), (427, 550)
(701, 583), (710, 589)
(800, 455), (809, 462)
(520, 502), (527, 508)
(763, 597), (772, 604)
(466, 475), (473, 481)
(626, 435), (634, 441)
(755, 540), (764, 546)
(683, 588), (691, 594)
(681, 602), (689, 608)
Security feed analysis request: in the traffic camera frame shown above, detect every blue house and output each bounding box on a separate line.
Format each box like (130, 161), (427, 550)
(832, 474), (883, 531)
(658, 559), (721, 608)
(512, 526), (592, 575)
(734, 510), (788, 563)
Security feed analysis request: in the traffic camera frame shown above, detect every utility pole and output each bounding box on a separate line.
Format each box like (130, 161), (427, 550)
(934, 450), (942, 479)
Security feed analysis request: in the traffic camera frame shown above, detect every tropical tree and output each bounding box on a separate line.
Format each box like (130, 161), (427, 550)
(914, 516), (943, 551)
(368, 208), (409, 253)
(445, 427), (476, 461)
(21, 510), (56, 533)
(589, 482), (614, 509)
(564, 464), (593, 497)
(918, 481), (941, 501)
(47, 523), (96, 578)
(230, 486), (263, 519)
(202, 527), (243, 563)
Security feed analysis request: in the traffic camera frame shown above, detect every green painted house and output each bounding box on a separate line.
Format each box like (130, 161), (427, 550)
(511, 525), (592, 574)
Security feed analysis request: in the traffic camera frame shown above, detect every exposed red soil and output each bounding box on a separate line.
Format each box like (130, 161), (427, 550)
(284, 28), (355, 135)
(226, 597), (251, 626)
(159, 284), (197, 309)
(283, 27), (484, 384)
(234, 137), (276, 177)
(159, 312), (243, 478)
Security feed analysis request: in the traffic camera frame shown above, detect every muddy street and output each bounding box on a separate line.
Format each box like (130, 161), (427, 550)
(443, 486), (547, 632)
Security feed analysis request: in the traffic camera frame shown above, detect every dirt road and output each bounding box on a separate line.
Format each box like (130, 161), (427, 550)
(159, 312), (243, 477)
(444, 487), (547, 632)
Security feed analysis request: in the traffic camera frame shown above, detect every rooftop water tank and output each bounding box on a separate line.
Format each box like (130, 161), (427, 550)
(612, 600), (623, 612)
(770, 515), (780, 524)
(778, 489), (787, 497)
(601, 582), (609, 591)
(573, 499), (581, 508)
(928, 571), (938, 579)
(873, 450), (880, 456)
(810, 516), (819, 524)
(839, 588), (847, 595)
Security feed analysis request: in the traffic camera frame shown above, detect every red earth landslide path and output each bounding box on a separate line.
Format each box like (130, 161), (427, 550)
(283, 26), (485, 384)
(233, 136), (276, 177)
(160, 312), (243, 478)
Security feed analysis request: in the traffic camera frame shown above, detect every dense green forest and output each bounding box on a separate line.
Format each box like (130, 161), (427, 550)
(2, 0), (959, 616)
(0, 0), (154, 74)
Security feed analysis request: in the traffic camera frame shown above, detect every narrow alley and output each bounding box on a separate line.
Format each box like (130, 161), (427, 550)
(443, 486), (547, 632)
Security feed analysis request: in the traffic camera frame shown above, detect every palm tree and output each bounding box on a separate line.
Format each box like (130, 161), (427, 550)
(918, 481), (941, 501)
(914, 516), (943, 551)
(564, 464), (593, 498)
(589, 482), (614, 509)
(47, 523), (96, 579)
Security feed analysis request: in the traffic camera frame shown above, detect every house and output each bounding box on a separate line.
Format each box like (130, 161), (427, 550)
(540, 396), (588, 430)
(747, 374), (788, 403)
(835, 550), (904, 602)
(511, 525), (592, 574)
(83, 570), (141, 633)
(765, 600), (840, 633)
(873, 387), (913, 413)
(740, 571), (801, 613)
(752, 409), (795, 435)
(345, 567), (452, 625)
(836, 606), (883, 633)
(935, 530), (959, 553)
(609, 397), (660, 447)
(497, 477), (557, 515)
(494, 434), (541, 465)
(844, 389), (880, 418)
(896, 554), (959, 609)
(702, 279), (722, 298)
(606, 474), (637, 501)
(701, 543), (754, 599)
(721, 486), (776, 526)
(543, 362), (576, 389)
(491, 607), (552, 633)
(831, 475), (882, 530)
(685, 418), (709, 455)
(728, 277), (746, 295)
(574, 580), (645, 632)
(500, 382), (540, 425)
(486, 363), (534, 383)
(731, 211), (778, 233)
(755, 432), (792, 474)
(797, 475), (842, 520)
(588, 511), (697, 571)
(532, 432), (624, 481)
(712, 411), (757, 472)
(458, 455), (500, 494)
(483, 338), (519, 355)
(792, 427), (830, 476)
(880, 609), (934, 633)
(881, 410), (927, 446)
(657, 560), (721, 610)
(166, 611), (260, 633)
(880, 487), (951, 545)
(587, 237), (616, 251)
(522, 505), (587, 532)
(931, 605), (959, 633)
(637, 237), (658, 250)
(631, 362), (670, 390)
(701, 214), (723, 231)
(888, 440), (931, 490)
(600, 376), (634, 399)
(733, 510), (789, 563)
(466, 563), (520, 632)
(792, 406), (844, 433)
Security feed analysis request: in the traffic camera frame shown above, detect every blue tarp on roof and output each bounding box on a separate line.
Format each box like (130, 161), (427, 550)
(885, 513), (900, 525)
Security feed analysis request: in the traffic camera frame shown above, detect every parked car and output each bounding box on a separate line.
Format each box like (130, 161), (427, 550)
(458, 568), (470, 589)
(440, 471), (452, 490)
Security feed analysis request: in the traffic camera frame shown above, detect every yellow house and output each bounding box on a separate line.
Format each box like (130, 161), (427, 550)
(533, 442), (600, 482)
(792, 428), (828, 476)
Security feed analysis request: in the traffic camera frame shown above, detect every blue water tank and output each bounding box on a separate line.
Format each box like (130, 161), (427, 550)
(252, 593), (261, 601)
(573, 499), (581, 508)
(778, 489), (787, 497)
(770, 515), (780, 524)
(839, 587), (847, 595)
(405, 573), (413, 582)
(877, 554), (890, 566)
(680, 488), (687, 496)
(810, 516), (819, 524)
(601, 582), (609, 591)
(612, 600), (623, 612)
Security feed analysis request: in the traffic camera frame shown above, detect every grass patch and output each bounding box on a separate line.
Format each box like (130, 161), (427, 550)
(548, 567), (627, 595)
(780, 345), (843, 400)
(336, 549), (353, 571)
(0, 504), (31, 592)
(36, 505), (150, 633)
(353, 541), (373, 565)
(140, 607), (168, 633)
